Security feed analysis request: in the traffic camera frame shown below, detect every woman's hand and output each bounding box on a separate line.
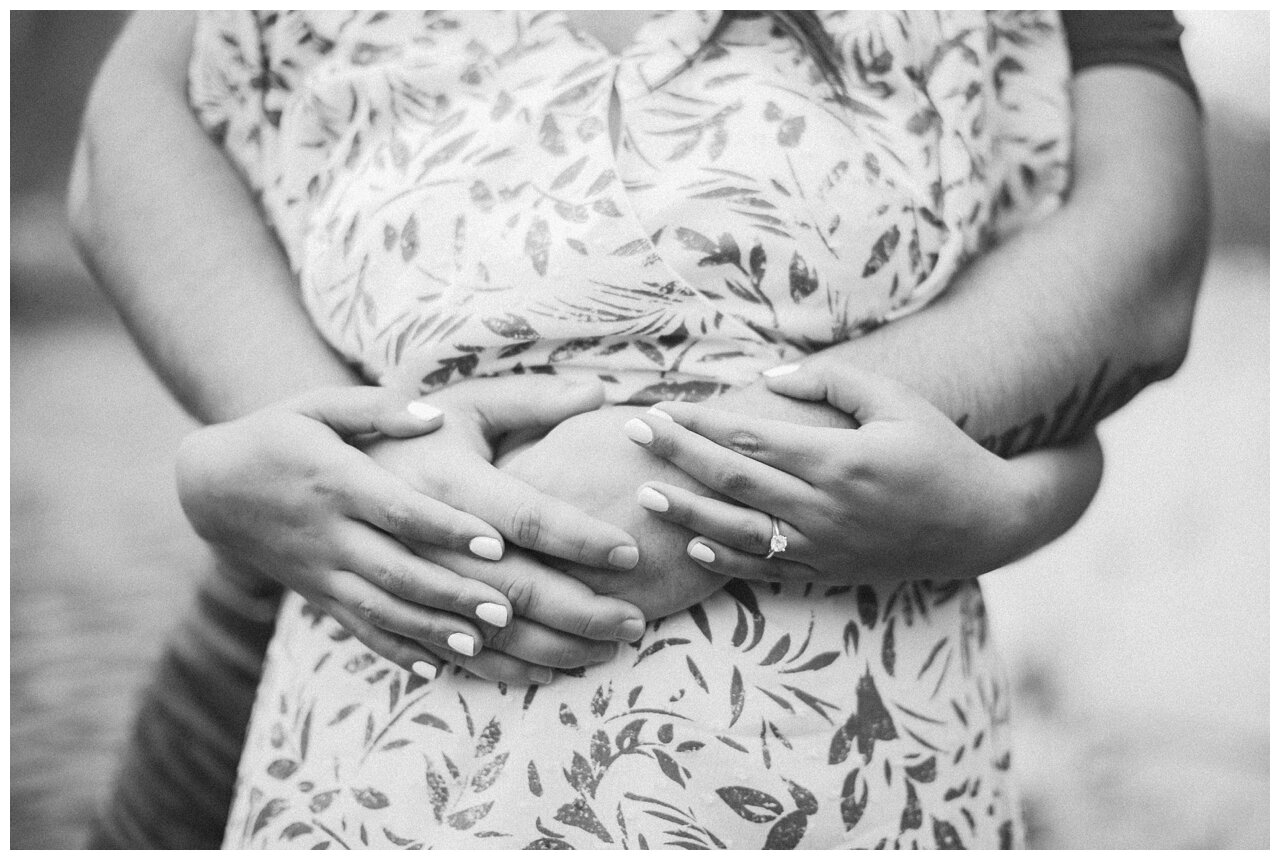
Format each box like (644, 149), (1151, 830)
(176, 380), (646, 685)
(624, 365), (1102, 584)
(176, 386), (519, 679)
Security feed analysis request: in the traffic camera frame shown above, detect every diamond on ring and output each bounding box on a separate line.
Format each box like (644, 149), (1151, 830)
(765, 516), (788, 559)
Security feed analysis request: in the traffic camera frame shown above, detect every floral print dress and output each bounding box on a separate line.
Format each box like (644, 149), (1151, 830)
(190, 11), (1071, 849)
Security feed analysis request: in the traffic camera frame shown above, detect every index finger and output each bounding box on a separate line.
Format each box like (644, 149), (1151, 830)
(417, 545), (647, 643)
(647, 402), (847, 483)
(449, 466), (641, 571)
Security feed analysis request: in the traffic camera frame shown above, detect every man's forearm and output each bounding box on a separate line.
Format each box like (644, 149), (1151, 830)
(68, 12), (358, 424)
(786, 67), (1208, 454)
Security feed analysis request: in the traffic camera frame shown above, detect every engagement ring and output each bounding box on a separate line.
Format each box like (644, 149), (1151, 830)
(765, 516), (788, 559)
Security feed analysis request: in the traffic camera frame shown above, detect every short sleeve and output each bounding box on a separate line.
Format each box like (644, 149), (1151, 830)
(187, 12), (273, 194)
(1061, 11), (1200, 109)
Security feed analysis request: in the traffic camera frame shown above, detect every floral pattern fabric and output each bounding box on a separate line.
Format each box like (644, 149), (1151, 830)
(190, 10), (1071, 849)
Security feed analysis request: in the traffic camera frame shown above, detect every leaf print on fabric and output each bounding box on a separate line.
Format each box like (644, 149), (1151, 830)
(550, 154), (589, 190)
(900, 779), (923, 830)
(281, 822), (312, 840)
(309, 790), (338, 814)
(839, 769), (869, 832)
(728, 668), (745, 728)
(251, 798), (288, 836)
(470, 753), (509, 792)
(425, 759), (450, 822)
(933, 816), (966, 849)
(448, 802), (495, 831)
(400, 213), (419, 262)
(786, 781), (819, 816)
(759, 634), (791, 666)
(778, 650), (839, 674)
(538, 114), (566, 155)
(523, 217), (551, 276)
(715, 786), (783, 824)
(411, 712), (450, 732)
(882, 616), (897, 676)
(829, 669), (899, 765)
(765, 809), (809, 849)
(652, 749), (686, 787)
(554, 798), (613, 843)
(776, 115), (806, 148)
(475, 717), (502, 756)
(352, 787), (390, 810)
(633, 637), (689, 666)
(615, 719), (645, 753)
(788, 251), (819, 302)
(686, 656), (709, 693)
(905, 755), (937, 783)
(266, 759), (299, 779)
(862, 225), (901, 277)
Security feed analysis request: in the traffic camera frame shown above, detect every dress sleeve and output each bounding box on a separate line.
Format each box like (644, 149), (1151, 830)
(186, 12), (273, 195)
(1060, 11), (1200, 109)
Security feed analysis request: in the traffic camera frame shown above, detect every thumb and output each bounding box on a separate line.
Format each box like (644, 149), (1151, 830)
(456, 375), (607, 438)
(286, 386), (445, 439)
(762, 363), (936, 425)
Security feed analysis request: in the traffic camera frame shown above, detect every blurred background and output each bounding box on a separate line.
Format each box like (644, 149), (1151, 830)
(10, 11), (1269, 850)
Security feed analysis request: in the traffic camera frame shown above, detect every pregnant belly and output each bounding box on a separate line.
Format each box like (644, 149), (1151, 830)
(239, 575), (1003, 848)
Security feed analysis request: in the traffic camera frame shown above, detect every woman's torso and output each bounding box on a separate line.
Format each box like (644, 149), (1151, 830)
(190, 10), (1070, 848)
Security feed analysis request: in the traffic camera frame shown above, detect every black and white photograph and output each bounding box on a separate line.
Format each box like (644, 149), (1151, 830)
(11, 9), (1269, 850)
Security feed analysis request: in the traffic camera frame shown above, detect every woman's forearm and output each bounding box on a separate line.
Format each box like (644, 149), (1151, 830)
(68, 12), (358, 424)
(751, 67), (1208, 455)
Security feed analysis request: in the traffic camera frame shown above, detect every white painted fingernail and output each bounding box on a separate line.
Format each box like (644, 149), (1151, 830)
(412, 661), (438, 680)
(624, 418), (654, 444)
(646, 406), (674, 421)
(406, 401), (443, 421)
(637, 486), (669, 512)
(608, 545), (640, 570)
(688, 542), (716, 563)
(475, 602), (509, 627)
(447, 633), (477, 657)
(469, 536), (503, 560)
(529, 667), (554, 685)
(762, 364), (800, 378)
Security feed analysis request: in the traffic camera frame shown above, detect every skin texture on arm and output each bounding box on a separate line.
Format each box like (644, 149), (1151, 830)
(67, 12), (359, 424)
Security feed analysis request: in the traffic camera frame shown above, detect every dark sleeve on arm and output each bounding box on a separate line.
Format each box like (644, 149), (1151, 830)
(1061, 11), (1200, 108)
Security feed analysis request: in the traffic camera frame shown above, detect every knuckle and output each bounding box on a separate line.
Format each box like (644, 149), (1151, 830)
(715, 466), (754, 496)
(356, 599), (386, 627)
(548, 641), (580, 669)
(503, 575), (538, 616)
(372, 562), (407, 595)
(566, 610), (596, 639)
(840, 455), (872, 482)
(647, 433), (676, 458)
(507, 503), (543, 548)
(725, 430), (762, 457)
(446, 586), (475, 617)
(381, 501), (414, 536)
